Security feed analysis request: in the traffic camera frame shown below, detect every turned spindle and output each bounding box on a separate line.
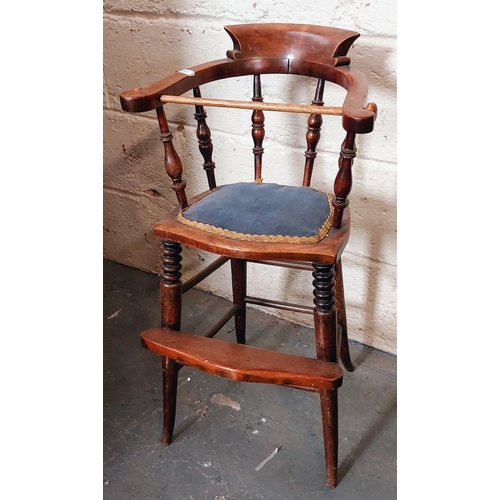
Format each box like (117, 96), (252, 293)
(193, 87), (216, 190)
(332, 131), (357, 228)
(252, 75), (265, 182)
(303, 79), (325, 186)
(156, 107), (188, 209)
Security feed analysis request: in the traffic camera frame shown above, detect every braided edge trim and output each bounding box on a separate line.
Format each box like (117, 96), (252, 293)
(177, 191), (334, 244)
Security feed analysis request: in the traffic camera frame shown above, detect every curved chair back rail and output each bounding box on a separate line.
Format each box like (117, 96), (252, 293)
(120, 59), (376, 134)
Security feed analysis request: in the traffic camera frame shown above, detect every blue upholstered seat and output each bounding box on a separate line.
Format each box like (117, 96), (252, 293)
(178, 182), (334, 243)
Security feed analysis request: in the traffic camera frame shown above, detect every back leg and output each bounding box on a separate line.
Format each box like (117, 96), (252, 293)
(231, 258), (247, 344)
(334, 258), (355, 372)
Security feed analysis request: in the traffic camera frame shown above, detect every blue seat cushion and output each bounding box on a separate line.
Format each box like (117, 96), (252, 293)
(178, 182), (334, 243)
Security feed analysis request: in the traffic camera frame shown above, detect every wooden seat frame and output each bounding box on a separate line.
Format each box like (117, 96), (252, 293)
(120, 23), (377, 488)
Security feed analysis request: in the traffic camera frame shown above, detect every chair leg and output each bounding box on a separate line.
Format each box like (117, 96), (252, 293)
(319, 389), (339, 488)
(159, 239), (183, 445)
(334, 259), (355, 372)
(231, 258), (247, 344)
(313, 263), (337, 362)
(313, 263), (339, 487)
(161, 356), (179, 445)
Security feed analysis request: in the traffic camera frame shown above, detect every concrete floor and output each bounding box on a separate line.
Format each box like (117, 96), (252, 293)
(103, 259), (396, 499)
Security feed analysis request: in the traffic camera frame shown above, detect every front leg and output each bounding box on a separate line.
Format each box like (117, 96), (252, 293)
(159, 239), (182, 445)
(313, 263), (340, 487)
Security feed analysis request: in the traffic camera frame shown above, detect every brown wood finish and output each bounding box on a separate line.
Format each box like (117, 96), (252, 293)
(320, 388), (339, 487)
(120, 23), (378, 489)
(159, 240), (183, 445)
(230, 258), (247, 344)
(313, 263), (337, 363)
(251, 75), (265, 182)
(193, 87), (217, 190)
(334, 258), (355, 372)
(156, 108), (188, 210)
(141, 328), (343, 390)
(303, 79), (325, 186)
(224, 24), (359, 63)
(245, 296), (315, 315)
(333, 131), (356, 228)
(182, 256), (229, 293)
(161, 356), (178, 445)
(159, 240), (182, 330)
(203, 304), (240, 339)
(248, 259), (313, 271)
(312, 263), (340, 486)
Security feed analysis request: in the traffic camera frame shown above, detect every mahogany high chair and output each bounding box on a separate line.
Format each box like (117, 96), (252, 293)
(120, 23), (377, 488)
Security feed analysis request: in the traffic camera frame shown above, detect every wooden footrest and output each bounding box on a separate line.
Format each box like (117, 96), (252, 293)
(141, 328), (343, 390)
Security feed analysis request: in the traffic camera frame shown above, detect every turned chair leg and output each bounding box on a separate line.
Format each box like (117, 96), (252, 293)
(313, 263), (340, 487)
(159, 239), (183, 445)
(334, 258), (355, 372)
(231, 258), (247, 344)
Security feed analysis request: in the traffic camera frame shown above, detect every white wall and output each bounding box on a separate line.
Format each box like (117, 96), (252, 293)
(103, 0), (397, 354)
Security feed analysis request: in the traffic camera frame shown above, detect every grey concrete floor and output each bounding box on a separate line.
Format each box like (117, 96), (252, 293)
(104, 259), (396, 499)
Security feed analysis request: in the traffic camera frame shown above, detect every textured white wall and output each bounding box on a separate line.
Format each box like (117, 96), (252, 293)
(103, 0), (397, 354)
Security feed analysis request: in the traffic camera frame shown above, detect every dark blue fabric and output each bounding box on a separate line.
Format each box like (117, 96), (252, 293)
(182, 182), (332, 238)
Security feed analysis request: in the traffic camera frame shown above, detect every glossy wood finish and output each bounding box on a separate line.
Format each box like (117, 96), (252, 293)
(193, 87), (217, 190)
(120, 23), (377, 135)
(333, 131), (356, 228)
(312, 263), (340, 487)
(313, 263), (337, 364)
(159, 240), (183, 445)
(303, 79), (325, 186)
(224, 24), (359, 63)
(124, 62), (376, 133)
(120, 23), (378, 489)
(141, 328), (343, 390)
(156, 108), (188, 210)
(334, 258), (355, 372)
(251, 75), (265, 182)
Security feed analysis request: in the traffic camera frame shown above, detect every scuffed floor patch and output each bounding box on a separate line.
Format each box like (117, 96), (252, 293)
(209, 393), (241, 411)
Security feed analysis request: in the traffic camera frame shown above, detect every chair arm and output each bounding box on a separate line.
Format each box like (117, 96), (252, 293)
(336, 66), (378, 134)
(120, 58), (289, 113)
(120, 58), (377, 134)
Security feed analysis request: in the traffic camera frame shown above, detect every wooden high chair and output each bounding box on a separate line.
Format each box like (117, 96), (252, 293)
(120, 23), (377, 488)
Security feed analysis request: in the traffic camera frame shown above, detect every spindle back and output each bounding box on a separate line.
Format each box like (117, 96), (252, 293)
(120, 23), (377, 228)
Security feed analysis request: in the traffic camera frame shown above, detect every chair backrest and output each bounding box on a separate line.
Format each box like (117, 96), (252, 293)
(120, 23), (377, 229)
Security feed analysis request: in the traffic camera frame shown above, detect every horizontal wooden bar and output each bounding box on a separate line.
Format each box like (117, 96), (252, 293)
(204, 304), (240, 339)
(248, 259), (314, 271)
(182, 256), (230, 294)
(141, 328), (343, 389)
(160, 95), (342, 116)
(245, 296), (314, 315)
